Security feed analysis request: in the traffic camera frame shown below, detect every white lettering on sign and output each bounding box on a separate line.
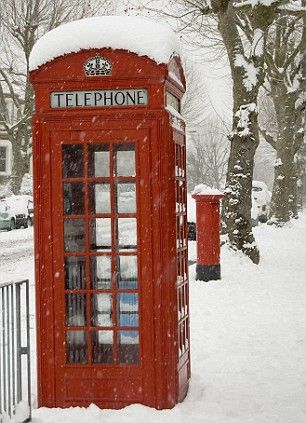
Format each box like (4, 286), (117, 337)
(50, 89), (148, 108)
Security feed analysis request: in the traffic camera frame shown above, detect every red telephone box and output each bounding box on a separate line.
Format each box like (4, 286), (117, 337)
(30, 17), (190, 410)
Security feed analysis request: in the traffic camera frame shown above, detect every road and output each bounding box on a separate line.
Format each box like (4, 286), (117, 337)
(0, 227), (34, 284)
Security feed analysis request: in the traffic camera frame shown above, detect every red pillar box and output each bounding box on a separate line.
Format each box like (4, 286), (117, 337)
(192, 186), (223, 281)
(29, 16), (190, 410)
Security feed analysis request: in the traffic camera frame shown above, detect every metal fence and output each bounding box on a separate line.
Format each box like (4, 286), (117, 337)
(0, 279), (31, 422)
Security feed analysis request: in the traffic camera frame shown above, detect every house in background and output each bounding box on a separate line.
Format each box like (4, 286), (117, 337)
(0, 90), (32, 196)
(0, 135), (13, 197)
(0, 92), (15, 182)
(0, 132), (12, 178)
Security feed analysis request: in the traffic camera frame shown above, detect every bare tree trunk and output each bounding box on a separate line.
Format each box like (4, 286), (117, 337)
(269, 82), (304, 224)
(222, 102), (260, 263)
(262, 8), (306, 224)
(10, 132), (31, 194)
(0, 175), (10, 194)
(270, 147), (294, 224)
(218, 2), (268, 264)
(289, 162), (299, 218)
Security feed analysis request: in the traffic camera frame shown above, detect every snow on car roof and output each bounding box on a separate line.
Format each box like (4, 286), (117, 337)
(29, 16), (180, 71)
(4, 195), (33, 215)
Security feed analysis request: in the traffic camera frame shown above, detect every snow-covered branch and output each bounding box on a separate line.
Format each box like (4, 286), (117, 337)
(259, 127), (277, 149)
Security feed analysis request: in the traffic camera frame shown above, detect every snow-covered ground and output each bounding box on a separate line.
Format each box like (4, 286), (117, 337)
(1, 215), (306, 423)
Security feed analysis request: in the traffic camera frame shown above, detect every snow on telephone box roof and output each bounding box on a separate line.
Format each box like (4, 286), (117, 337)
(29, 16), (181, 71)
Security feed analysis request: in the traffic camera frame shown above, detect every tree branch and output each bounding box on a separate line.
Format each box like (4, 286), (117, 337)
(259, 127), (277, 149)
(0, 69), (21, 110)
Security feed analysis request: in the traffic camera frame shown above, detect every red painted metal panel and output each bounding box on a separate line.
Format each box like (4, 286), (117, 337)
(192, 194), (223, 266)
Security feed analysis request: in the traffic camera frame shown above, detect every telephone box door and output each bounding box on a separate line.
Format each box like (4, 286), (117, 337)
(50, 126), (154, 407)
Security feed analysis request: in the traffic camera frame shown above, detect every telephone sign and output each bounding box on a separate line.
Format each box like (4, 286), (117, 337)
(50, 88), (148, 108)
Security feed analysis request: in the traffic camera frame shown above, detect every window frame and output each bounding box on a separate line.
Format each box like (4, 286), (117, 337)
(0, 140), (12, 176)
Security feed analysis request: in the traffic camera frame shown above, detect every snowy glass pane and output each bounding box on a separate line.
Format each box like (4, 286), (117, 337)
(179, 323), (184, 356)
(184, 319), (189, 350)
(117, 293), (138, 327)
(90, 256), (112, 289)
(64, 219), (86, 252)
(118, 330), (139, 364)
(117, 256), (138, 289)
(117, 218), (137, 251)
(65, 256), (86, 289)
(66, 331), (87, 364)
(92, 331), (113, 364)
(89, 183), (111, 214)
(0, 146), (6, 172)
(115, 145), (135, 176)
(90, 218), (111, 251)
(166, 91), (180, 112)
(63, 182), (85, 215)
(88, 144), (109, 177)
(62, 145), (84, 178)
(92, 293), (113, 327)
(66, 294), (86, 326)
(116, 183), (136, 214)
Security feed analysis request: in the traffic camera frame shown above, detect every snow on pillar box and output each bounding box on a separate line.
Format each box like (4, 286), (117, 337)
(192, 186), (223, 281)
(29, 16), (190, 410)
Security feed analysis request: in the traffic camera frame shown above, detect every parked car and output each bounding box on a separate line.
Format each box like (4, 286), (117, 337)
(27, 198), (34, 226)
(187, 194), (196, 241)
(0, 195), (33, 231)
(0, 202), (15, 230)
(252, 181), (271, 223)
(187, 221), (196, 241)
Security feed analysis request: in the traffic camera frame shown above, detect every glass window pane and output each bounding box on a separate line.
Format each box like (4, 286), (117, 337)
(66, 330), (88, 364)
(117, 256), (138, 289)
(63, 182), (85, 215)
(92, 293), (113, 327)
(89, 183), (111, 214)
(62, 145), (84, 178)
(88, 144), (109, 177)
(66, 294), (86, 326)
(0, 146), (7, 172)
(65, 256), (86, 289)
(90, 256), (112, 289)
(90, 218), (111, 251)
(115, 145), (135, 176)
(64, 219), (86, 252)
(118, 330), (139, 364)
(116, 183), (136, 214)
(117, 218), (137, 250)
(92, 331), (113, 364)
(117, 293), (138, 327)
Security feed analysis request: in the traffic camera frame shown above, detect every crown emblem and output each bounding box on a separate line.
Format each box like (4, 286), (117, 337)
(83, 55), (112, 76)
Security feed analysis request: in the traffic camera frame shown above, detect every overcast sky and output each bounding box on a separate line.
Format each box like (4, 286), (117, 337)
(115, 0), (233, 120)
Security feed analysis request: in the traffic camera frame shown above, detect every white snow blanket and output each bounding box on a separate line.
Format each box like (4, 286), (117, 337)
(1, 215), (306, 422)
(29, 16), (180, 71)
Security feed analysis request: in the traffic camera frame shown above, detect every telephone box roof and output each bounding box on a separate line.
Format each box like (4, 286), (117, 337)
(29, 16), (181, 71)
